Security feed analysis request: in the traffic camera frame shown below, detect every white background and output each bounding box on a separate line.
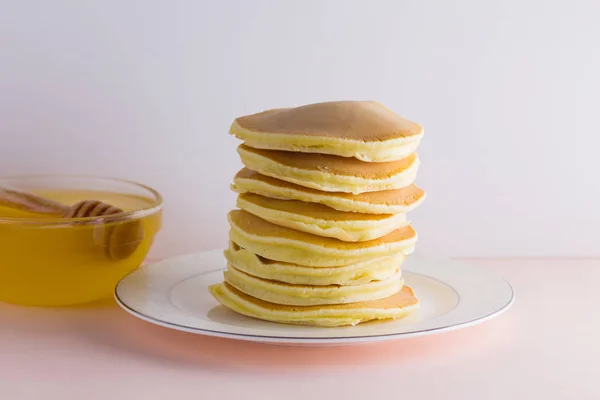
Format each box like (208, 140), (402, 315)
(1, 1), (598, 258)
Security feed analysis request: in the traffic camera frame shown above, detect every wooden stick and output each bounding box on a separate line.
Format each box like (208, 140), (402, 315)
(0, 187), (68, 215)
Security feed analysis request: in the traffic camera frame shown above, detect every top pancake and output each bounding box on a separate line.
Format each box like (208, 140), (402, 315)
(232, 101), (422, 142)
(229, 101), (424, 162)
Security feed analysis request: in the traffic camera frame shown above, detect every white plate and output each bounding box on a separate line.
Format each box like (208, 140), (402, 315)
(115, 250), (514, 345)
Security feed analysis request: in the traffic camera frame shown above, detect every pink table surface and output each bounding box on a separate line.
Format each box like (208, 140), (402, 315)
(1, 258), (598, 399)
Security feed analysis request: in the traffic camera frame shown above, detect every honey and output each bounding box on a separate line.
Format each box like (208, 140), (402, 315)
(0, 187), (162, 306)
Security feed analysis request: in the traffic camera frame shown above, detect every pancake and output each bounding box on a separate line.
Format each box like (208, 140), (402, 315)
(228, 210), (416, 267)
(225, 241), (404, 286)
(224, 265), (403, 306)
(237, 145), (419, 194)
(209, 282), (419, 327)
(229, 101), (423, 162)
(236, 193), (408, 242)
(232, 168), (426, 215)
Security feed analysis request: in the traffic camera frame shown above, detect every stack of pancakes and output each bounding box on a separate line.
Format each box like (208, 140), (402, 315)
(209, 101), (425, 327)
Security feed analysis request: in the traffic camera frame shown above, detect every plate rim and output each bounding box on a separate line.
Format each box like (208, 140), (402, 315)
(114, 251), (515, 344)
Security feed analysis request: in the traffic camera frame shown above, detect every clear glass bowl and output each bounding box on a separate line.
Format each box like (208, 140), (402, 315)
(0, 175), (163, 306)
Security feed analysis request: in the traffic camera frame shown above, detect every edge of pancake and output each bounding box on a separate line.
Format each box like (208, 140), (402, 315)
(228, 210), (417, 266)
(237, 146), (419, 194)
(230, 120), (423, 162)
(230, 101), (423, 141)
(238, 193), (393, 222)
(209, 282), (420, 327)
(224, 242), (404, 286)
(236, 193), (408, 242)
(232, 169), (426, 214)
(224, 265), (403, 306)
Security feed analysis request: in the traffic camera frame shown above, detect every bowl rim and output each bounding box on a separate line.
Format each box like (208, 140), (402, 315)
(0, 174), (163, 225)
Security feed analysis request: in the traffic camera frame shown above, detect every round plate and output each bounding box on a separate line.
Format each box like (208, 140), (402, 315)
(115, 250), (514, 345)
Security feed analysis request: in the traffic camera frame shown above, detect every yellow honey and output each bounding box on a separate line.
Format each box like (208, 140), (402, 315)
(0, 182), (162, 306)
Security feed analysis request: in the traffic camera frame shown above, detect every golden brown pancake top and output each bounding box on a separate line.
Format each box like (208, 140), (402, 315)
(239, 193), (391, 221)
(229, 210), (416, 249)
(239, 145), (417, 180)
(223, 282), (418, 311)
(235, 168), (425, 206)
(233, 101), (422, 142)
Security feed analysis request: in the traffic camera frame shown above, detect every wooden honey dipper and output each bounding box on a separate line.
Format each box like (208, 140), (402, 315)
(0, 186), (143, 260)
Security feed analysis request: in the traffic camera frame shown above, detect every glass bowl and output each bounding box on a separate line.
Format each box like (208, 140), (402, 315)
(0, 175), (163, 306)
